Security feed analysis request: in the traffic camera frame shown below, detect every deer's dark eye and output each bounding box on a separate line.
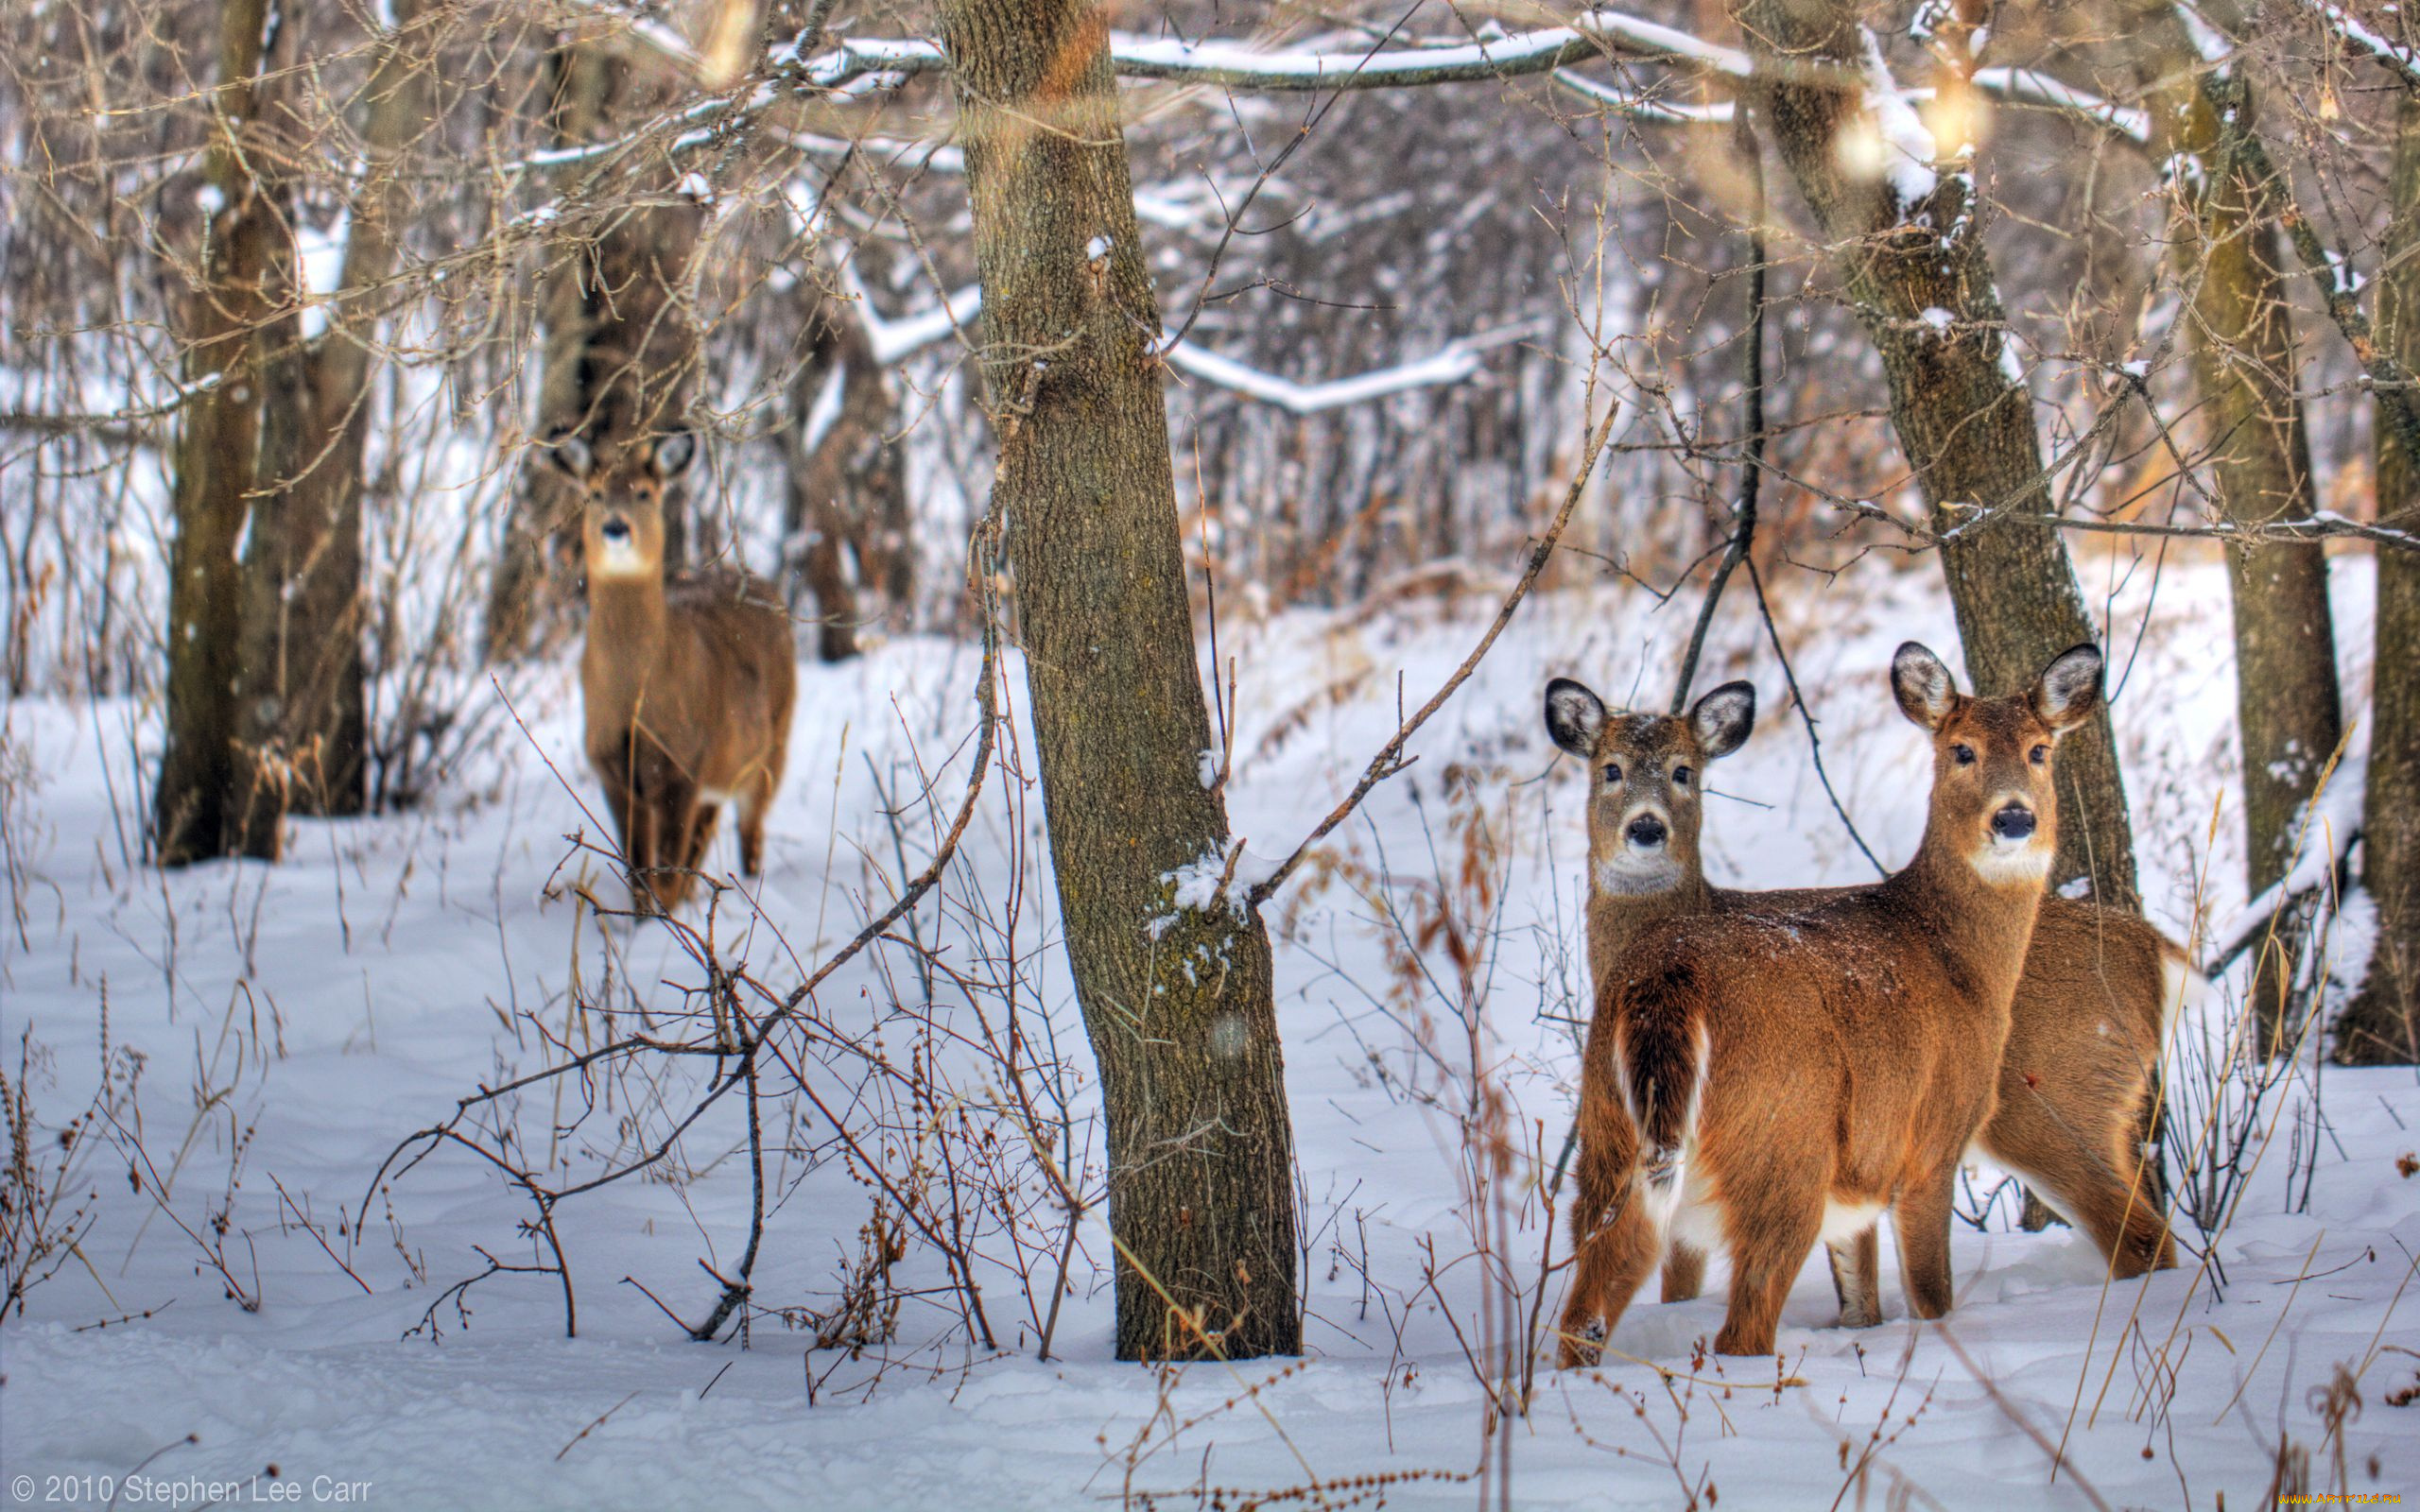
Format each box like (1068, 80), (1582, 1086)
(1671, 765), (1693, 788)
(1952, 744), (1977, 766)
(2030, 745), (2049, 765)
(1602, 763), (1622, 785)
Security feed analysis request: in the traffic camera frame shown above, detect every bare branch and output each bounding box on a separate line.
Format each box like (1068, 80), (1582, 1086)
(1672, 109), (1766, 714)
(856, 276), (1517, 413)
(1242, 394), (1622, 909)
(2292, 0), (2420, 87)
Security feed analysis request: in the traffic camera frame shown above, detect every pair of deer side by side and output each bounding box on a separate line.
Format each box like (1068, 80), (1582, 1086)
(551, 432), (797, 915)
(1547, 643), (2187, 1366)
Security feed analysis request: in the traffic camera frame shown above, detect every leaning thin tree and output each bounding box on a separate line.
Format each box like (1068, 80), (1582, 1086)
(936, 0), (1301, 1359)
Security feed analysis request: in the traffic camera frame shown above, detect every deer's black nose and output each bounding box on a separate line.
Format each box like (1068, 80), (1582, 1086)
(1626, 814), (1668, 850)
(601, 518), (632, 544)
(1991, 805), (2036, 842)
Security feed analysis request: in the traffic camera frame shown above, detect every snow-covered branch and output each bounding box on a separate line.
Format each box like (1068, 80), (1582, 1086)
(2293, 0), (2420, 85)
(1114, 13), (1749, 88)
(1162, 334), (1490, 414)
(553, 0), (702, 73)
(1968, 67), (2150, 143)
(2204, 729), (2367, 975)
(857, 281), (980, 365)
(851, 276), (1503, 413)
(1858, 26), (1946, 207)
(775, 15), (1753, 94)
(510, 11), (2164, 190)
(1550, 69), (1733, 123)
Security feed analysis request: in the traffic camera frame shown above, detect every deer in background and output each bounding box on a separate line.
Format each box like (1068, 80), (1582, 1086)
(1553, 643), (2138, 1362)
(1545, 672), (2182, 1341)
(550, 431), (797, 914)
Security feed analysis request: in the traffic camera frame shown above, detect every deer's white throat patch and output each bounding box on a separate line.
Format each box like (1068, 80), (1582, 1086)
(591, 541), (650, 578)
(1969, 835), (2051, 885)
(1596, 850), (1684, 896)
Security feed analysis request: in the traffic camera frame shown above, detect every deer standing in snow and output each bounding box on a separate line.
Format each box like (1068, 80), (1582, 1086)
(551, 431), (797, 914)
(1553, 643), (2143, 1363)
(1545, 673), (2180, 1349)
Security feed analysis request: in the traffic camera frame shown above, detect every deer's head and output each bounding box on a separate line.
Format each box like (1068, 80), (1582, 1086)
(546, 430), (697, 582)
(1545, 678), (1756, 897)
(1890, 641), (2101, 887)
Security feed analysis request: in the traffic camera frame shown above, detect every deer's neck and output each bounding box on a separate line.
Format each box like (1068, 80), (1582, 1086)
(1586, 870), (1714, 998)
(1890, 825), (2046, 1007)
(583, 573), (672, 726)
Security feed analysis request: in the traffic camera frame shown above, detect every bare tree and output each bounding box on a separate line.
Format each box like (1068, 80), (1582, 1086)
(777, 277), (909, 662)
(1736, 0), (2141, 909)
(154, 0), (284, 866)
(2340, 83), (2420, 1064)
(2101, 3), (2344, 1040)
(938, 0), (1300, 1359)
(483, 31), (706, 663)
(232, 0), (446, 849)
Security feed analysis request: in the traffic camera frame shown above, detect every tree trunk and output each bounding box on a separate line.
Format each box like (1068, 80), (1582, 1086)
(482, 38), (703, 662)
(2338, 87), (2420, 1065)
(778, 282), (910, 662)
(232, 0), (438, 848)
(2109, 7), (2345, 1044)
(938, 0), (1301, 1360)
(1737, 0), (2139, 909)
(155, 0), (283, 867)
(481, 48), (607, 663)
(780, 334), (863, 662)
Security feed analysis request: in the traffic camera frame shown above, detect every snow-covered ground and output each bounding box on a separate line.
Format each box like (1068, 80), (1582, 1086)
(4, 552), (2414, 1509)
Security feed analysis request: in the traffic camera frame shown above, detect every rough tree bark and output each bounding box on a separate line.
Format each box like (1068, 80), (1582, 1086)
(2338, 86), (2420, 1064)
(2113, 5), (2345, 1044)
(232, 0), (440, 850)
(1737, 0), (2139, 909)
(482, 36), (704, 662)
(938, 0), (1301, 1359)
(154, 0), (282, 867)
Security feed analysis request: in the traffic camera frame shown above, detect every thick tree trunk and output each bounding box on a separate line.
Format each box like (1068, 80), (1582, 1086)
(2109, 7), (2346, 1042)
(232, 0), (437, 847)
(2339, 88), (2420, 1065)
(938, 0), (1301, 1359)
(155, 0), (282, 867)
(482, 39), (703, 662)
(1737, 0), (2139, 909)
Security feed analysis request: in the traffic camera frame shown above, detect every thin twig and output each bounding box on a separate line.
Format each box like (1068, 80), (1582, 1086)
(554, 1390), (642, 1461)
(1744, 554), (1885, 876)
(1244, 394), (1621, 908)
(1670, 108), (1765, 714)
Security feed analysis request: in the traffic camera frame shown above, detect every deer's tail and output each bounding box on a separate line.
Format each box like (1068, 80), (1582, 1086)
(1611, 959), (1712, 1194)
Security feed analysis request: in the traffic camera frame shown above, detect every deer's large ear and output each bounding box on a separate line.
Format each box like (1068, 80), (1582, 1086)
(650, 430), (697, 481)
(544, 432), (593, 482)
(1688, 681), (1756, 762)
(1545, 679), (1608, 759)
(1891, 642), (1957, 731)
(2031, 644), (2103, 734)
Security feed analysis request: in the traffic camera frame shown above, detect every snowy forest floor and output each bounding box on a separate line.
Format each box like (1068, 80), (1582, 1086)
(4, 552), (2416, 1510)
